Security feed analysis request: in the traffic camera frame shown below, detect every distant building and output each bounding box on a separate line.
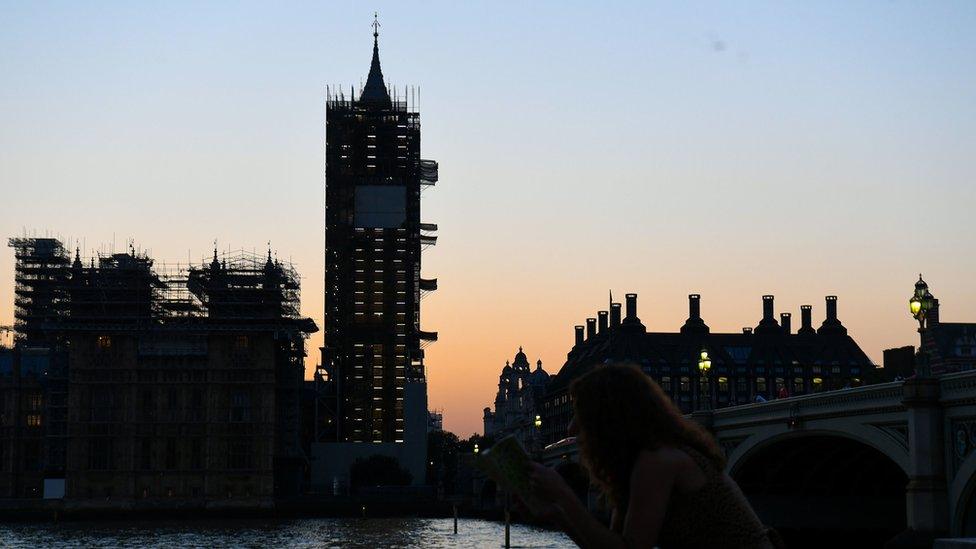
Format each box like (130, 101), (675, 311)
(912, 276), (976, 374)
(1, 238), (316, 504)
(882, 346), (916, 380)
(313, 19), (436, 488)
(0, 346), (52, 498)
(428, 410), (444, 432)
(483, 348), (549, 451)
(540, 293), (875, 446)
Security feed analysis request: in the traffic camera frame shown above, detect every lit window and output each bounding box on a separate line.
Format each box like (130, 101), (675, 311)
(234, 336), (249, 351)
(97, 336), (112, 349)
(718, 377), (729, 392)
(26, 415), (42, 427)
(660, 376), (672, 392)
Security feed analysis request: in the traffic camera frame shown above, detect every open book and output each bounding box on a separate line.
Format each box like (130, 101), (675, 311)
(475, 435), (541, 507)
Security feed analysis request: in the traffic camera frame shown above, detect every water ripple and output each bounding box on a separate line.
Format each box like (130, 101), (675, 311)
(0, 517), (573, 548)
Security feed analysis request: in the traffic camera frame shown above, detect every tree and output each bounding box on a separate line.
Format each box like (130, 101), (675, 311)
(349, 454), (412, 489)
(427, 430), (460, 492)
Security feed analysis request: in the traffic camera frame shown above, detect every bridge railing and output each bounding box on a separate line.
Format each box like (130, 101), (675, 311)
(938, 369), (976, 404)
(710, 369), (976, 430)
(711, 380), (905, 430)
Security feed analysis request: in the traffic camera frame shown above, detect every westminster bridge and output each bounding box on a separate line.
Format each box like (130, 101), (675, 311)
(540, 370), (976, 542)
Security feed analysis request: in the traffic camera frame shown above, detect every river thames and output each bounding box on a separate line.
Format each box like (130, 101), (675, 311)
(0, 517), (572, 548)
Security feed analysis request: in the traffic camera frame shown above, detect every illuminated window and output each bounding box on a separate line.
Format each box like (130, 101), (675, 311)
(97, 336), (112, 349)
(717, 377), (729, 392)
(792, 377), (804, 393)
(26, 414), (42, 428)
(234, 336), (249, 351)
(756, 377), (767, 392)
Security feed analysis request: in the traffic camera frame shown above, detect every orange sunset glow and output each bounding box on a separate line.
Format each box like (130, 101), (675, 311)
(2, 3), (975, 440)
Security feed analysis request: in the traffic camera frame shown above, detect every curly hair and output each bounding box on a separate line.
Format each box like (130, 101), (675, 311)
(569, 363), (725, 512)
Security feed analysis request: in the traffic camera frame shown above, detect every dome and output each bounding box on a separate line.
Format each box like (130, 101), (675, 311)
(512, 346), (530, 370)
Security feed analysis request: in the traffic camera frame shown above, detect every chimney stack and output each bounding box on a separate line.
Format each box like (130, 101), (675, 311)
(762, 295), (775, 321)
(574, 325), (584, 346)
(681, 293), (709, 335)
(625, 293), (638, 320)
(689, 294), (701, 319)
(818, 295), (848, 335)
(743, 327), (753, 334)
(780, 312), (792, 334)
(610, 303), (622, 328)
(799, 305), (814, 334)
(586, 318), (596, 339)
(825, 295), (838, 321)
(598, 311), (609, 334)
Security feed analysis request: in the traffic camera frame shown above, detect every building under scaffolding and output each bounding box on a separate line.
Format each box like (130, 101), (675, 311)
(9, 238), (70, 347)
(314, 19), (436, 488)
(1, 238), (316, 504)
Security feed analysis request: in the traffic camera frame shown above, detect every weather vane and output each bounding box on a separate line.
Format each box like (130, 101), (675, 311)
(372, 12), (380, 37)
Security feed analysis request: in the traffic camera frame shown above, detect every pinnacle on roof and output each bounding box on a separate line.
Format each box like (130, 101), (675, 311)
(360, 13), (392, 106)
(916, 274), (928, 293)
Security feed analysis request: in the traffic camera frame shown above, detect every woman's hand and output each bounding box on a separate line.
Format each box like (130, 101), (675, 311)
(513, 494), (564, 526)
(528, 462), (576, 507)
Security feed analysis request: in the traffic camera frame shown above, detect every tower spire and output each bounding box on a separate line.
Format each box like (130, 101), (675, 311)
(361, 12), (391, 106)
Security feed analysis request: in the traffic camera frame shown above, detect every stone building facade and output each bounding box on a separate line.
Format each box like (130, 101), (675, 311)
(483, 347), (549, 451)
(540, 292), (876, 446)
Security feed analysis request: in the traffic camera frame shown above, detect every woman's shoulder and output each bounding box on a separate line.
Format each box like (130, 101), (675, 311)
(634, 447), (708, 492)
(633, 447), (697, 478)
(638, 446), (690, 465)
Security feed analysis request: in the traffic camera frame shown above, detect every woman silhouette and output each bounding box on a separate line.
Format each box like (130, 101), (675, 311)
(527, 363), (781, 548)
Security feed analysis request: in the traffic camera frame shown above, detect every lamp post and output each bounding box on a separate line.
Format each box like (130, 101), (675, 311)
(909, 275), (935, 378)
(532, 414), (542, 453)
(698, 349), (712, 410)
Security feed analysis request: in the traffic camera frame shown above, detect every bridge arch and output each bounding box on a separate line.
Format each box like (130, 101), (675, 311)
(728, 430), (908, 547)
(951, 451), (976, 536)
(726, 424), (910, 477)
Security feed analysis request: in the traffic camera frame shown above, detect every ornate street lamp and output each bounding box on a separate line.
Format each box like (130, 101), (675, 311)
(698, 349), (712, 410)
(534, 415), (542, 429)
(909, 275), (935, 377)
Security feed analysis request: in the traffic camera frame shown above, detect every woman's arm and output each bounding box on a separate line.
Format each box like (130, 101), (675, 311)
(528, 452), (677, 549)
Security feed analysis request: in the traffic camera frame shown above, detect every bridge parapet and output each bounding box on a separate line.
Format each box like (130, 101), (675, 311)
(939, 370), (976, 404)
(713, 380), (905, 432)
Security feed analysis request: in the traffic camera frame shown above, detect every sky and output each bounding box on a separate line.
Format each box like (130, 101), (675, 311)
(1, 1), (975, 436)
